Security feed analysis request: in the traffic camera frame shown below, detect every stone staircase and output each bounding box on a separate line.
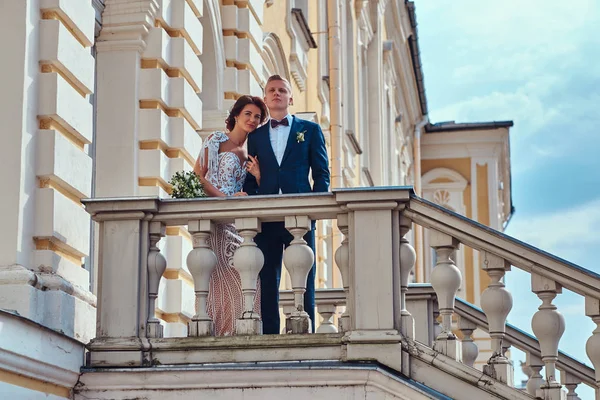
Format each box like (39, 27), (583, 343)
(76, 188), (599, 399)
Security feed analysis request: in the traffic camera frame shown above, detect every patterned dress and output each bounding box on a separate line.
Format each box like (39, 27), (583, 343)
(202, 132), (261, 336)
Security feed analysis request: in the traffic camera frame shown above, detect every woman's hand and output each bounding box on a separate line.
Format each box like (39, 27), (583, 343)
(233, 191), (248, 197)
(197, 164), (208, 179)
(246, 155), (260, 181)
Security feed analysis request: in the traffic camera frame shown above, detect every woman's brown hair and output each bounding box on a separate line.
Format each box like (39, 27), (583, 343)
(225, 95), (268, 131)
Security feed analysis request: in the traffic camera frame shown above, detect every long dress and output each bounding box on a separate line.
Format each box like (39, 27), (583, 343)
(202, 131), (261, 336)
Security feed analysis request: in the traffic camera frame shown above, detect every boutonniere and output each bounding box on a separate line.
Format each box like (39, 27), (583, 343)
(296, 130), (306, 143)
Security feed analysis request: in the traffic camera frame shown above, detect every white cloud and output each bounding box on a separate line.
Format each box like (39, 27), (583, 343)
(432, 89), (561, 137)
(418, 0), (600, 85)
(505, 198), (600, 267)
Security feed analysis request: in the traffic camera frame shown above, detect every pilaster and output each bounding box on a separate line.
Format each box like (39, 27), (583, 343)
(0, 0), (97, 343)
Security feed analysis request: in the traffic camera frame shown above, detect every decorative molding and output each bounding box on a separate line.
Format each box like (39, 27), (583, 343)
(295, 112), (318, 123)
(345, 130), (363, 155)
(92, 0), (105, 38)
(96, 0), (160, 53)
(0, 347), (81, 390)
(286, 2), (313, 91)
(291, 8), (318, 49)
(262, 33), (291, 81)
(422, 168), (468, 191)
(362, 167), (374, 187)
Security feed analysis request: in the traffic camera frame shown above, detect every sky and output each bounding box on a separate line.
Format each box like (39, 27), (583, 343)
(416, 0), (600, 396)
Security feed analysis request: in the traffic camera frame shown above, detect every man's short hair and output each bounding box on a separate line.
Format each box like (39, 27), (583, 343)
(265, 74), (292, 92)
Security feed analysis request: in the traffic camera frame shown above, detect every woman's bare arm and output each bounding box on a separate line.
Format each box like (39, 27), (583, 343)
(194, 147), (226, 197)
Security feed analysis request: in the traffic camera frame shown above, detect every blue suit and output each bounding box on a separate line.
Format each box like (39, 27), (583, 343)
(243, 116), (330, 334)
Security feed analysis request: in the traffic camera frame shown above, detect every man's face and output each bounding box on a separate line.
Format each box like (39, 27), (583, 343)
(264, 79), (293, 112)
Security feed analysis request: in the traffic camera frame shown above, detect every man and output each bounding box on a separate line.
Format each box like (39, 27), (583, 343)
(243, 75), (330, 334)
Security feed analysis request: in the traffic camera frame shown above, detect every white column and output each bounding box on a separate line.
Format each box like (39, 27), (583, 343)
(0, 0), (96, 344)
(531, 274), (565, 400)
(233, 218), (264, 335)
(283, 216), (315, 334)
(334, 214), (350, 332)
(84, 199), (160, 367)
(480, 252), (513, 384)
(187, 220), (217, 336)
(430, 230), (462, 360)
(95, 0), (159, 197)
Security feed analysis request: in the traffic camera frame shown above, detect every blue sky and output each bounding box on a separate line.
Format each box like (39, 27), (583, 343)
(416, 0), (600, 395)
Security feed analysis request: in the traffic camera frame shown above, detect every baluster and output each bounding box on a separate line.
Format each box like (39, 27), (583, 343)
(283, 215), (315, 334)
(430, 230), (461, 360)
(399, 216), (416, 339)
(316, 304), (338, 333)
(585, 296), (600, 400)
(480, 251), (513, 384)
(458, 316), (479, 367)
(531, 274), (565, 399)
(525, 352), (545, 396)
(187, 220), (217, 336)
(233, 218), (264, 335)
(561, 371), (582, 400)
(147, 221), (167, 338)
(334, 214), (350, 333)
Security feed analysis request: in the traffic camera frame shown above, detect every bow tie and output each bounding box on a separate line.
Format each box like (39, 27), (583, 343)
(270, 118), (289, 128)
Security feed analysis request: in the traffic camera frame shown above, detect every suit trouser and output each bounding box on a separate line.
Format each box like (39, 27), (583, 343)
(255, 221), (316, 334)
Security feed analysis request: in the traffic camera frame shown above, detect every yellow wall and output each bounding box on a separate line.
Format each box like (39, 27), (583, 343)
(262, 2), (308, 114)
(421, 158), (478, 303)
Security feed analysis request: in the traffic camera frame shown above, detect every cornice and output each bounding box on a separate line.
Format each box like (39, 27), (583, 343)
(291, 8), (317, 49)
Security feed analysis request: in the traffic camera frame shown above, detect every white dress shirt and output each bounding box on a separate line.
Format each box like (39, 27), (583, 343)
(269, 114), (292, 166)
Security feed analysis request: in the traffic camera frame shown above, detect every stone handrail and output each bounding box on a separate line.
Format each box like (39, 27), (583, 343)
(404, 196), (600, 298)
(82, 187), (413, 364)
(403, 195), (600, 399)
(294, 285), (596, 388)
(457, 297), (596, 389)
(404, 284), (596, 389)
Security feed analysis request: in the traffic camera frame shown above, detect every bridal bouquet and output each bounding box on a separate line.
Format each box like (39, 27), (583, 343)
(169, 171), (207, 199)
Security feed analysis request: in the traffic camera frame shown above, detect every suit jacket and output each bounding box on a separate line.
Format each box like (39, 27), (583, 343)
(243, 116), (330, 195)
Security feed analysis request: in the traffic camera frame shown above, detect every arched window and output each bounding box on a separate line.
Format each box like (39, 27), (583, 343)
(261, 33), (291, 84)
(422, 168), (468, 290)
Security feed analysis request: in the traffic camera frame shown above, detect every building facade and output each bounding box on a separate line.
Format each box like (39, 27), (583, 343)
(0, 0), (517, 397)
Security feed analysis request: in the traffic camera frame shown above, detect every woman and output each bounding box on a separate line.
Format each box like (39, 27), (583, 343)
(193, 95), (267, 335)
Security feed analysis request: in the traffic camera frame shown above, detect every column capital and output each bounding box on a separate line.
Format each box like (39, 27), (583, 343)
(97, 0), (160, 53)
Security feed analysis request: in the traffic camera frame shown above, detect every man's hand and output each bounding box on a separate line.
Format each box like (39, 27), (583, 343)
(233, 191), (248, 197)
(246, 155), (260, 181)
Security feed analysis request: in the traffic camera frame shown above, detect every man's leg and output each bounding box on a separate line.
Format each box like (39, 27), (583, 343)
(283, 227), (316, 333)
(256, 222), (284, 334)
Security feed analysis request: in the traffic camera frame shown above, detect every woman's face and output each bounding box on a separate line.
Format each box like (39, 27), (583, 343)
(236, 104), (262, 133)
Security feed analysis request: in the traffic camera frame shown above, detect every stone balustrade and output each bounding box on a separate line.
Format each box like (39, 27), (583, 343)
(82, 188), (411, 368)
(404, 196), (600, 400)
(82, 189), (600, 399)
(405, 284), (597, 399)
